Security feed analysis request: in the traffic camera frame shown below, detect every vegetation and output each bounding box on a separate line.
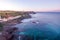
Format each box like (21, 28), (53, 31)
(0, 11), (34, 19)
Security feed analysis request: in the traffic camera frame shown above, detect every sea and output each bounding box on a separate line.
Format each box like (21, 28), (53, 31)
(14, 12), (60, 40)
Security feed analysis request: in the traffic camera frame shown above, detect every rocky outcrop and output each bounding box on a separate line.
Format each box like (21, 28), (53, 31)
(0, 11), (36, 40)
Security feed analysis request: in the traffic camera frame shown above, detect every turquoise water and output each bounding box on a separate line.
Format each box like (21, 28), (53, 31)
(14, 12), (60, 40)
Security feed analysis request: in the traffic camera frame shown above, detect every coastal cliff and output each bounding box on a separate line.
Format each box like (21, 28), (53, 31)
(0, 11), (35, 28)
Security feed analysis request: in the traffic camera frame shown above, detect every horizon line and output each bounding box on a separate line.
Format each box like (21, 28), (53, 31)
(0, 9), (60, 12)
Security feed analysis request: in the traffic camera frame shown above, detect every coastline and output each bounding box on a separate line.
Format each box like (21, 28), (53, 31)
(0, 11), (35, 29)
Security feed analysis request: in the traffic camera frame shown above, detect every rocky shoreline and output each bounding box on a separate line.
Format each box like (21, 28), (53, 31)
(0, 11), (36, 30)
(0, 11), (36, 40)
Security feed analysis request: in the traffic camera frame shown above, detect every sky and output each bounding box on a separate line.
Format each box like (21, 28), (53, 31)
(0, 0), (60, 11)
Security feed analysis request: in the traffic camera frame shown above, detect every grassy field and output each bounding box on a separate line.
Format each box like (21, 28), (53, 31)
(0, 11), (33, 19)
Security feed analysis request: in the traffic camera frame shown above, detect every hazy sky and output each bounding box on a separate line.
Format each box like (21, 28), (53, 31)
(0, 0), (60, 11)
